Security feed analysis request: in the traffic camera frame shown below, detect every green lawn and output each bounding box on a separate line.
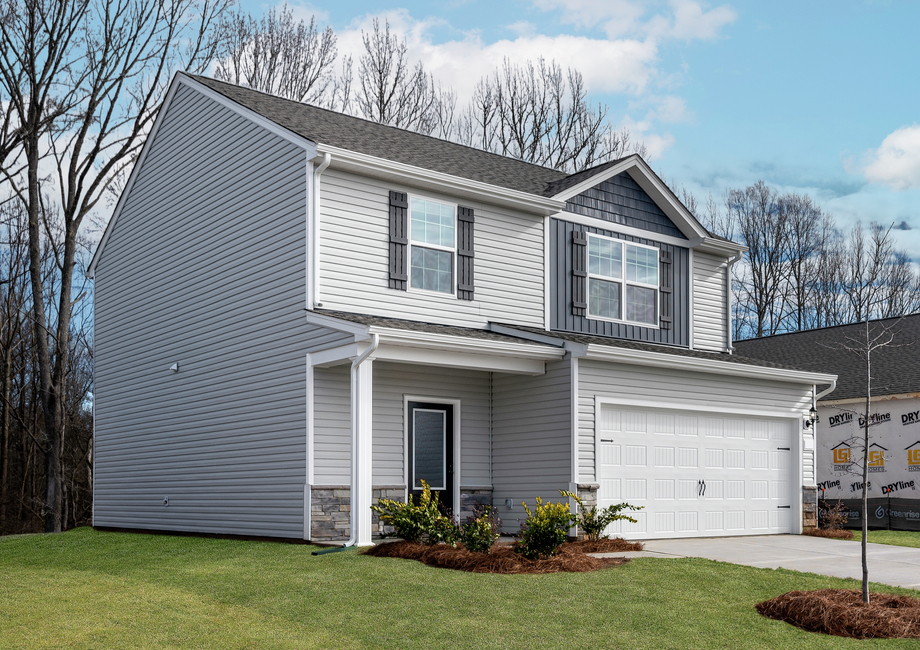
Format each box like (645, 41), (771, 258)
(2, 528), (919, 650)
(852, 529), (920, 548)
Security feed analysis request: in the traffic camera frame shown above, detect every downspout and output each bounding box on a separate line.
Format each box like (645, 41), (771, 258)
(312, 152), (331, 308)
(344, 333), (379, 548)
(724, 253), (741, 354)
(815, 379), (837, 403)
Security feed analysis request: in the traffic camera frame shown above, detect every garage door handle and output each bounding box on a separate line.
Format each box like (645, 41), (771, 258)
(777, 447), (790, 451)
(600, 438), (614, 443)
(778, 505), (790, 509)
(698, 480), (706, 497)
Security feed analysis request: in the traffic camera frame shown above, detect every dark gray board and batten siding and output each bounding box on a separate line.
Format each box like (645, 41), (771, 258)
(93, 82), (351, 539)
(550, 218), (690, 346)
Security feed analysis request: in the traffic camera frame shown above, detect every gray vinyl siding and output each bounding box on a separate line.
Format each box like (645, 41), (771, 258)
(566, 172), (686, 239)
(93, 82), (323, 538)
(313, 364), (351, 485)
(492, 361), (572, 531)
(318, 168), (545, 328)
(693, 250), (728, 351)
(550, 218), (690, 345)
(577, 359), (812, 482)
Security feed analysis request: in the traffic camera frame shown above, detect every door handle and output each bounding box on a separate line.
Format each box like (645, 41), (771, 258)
(698, 479), (706, 497)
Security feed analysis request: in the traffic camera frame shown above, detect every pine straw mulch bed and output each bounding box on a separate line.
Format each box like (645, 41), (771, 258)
(756, 589), (920, 639)
(803, 527), (854, 540)
(364, 537), (643, 574)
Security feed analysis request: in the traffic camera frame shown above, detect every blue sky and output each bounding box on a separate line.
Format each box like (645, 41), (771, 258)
(239, 0), (920, 254)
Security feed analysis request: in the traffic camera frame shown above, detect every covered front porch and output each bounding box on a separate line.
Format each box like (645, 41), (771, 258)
(304, 311), (571, 545)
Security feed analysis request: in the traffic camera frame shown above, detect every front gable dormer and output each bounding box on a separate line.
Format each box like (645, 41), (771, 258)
(547, 156), (742, 351)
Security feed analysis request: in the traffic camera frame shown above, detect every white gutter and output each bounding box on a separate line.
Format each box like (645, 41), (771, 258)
(312, 153), (332, 308)
(724, 253), (742, 354)
(815, 379), (838, 402)
(317, 144), (565, 216)
(344, 333), (379, 548)
(584, 343), (837, 385)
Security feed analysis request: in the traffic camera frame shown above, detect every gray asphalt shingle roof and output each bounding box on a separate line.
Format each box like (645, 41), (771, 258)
(191, 74), (570, 197)
(312, 310), (553, 347)
(497, 324), (814, 371)
(734, 315), (920, 400)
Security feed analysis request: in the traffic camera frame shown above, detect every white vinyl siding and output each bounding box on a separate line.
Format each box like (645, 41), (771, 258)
(492, 361), (572, 531)
(311, 362), (491, 489)
(319, 168), (545, 328)
(93, 83), (351, 538)
(693, 251), (728, 351)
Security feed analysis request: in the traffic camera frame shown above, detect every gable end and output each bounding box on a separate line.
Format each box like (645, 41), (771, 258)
(565, 172), (687, 239)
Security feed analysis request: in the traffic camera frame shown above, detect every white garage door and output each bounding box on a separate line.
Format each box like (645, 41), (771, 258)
(597, 405), (796, 540)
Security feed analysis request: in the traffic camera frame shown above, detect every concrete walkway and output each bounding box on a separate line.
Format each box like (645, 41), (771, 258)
(592, 535), (920, 590)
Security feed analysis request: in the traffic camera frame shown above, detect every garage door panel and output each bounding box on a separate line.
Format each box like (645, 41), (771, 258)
(655, 479), (675, 499)
(597, 406), (796, 540)
(624, 445), (647, 466)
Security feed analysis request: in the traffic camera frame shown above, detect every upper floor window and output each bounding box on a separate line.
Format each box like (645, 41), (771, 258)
(588, 234), (658, 325)
(409, 198), (455, 294)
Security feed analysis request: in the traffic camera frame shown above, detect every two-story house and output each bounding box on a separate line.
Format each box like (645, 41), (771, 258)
(88, 73), (836, 545)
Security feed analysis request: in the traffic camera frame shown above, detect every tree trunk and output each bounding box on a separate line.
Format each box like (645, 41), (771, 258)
(861, 324), (870, 604)
(0, 348), (11, 528)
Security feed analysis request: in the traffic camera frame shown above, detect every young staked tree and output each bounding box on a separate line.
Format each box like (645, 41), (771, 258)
(831, 319), (906, 604)
(0, 0), (230, 533)
(214, 3), (337, 104)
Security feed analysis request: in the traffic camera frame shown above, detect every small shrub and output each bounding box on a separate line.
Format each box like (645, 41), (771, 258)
(516, 496), (575, 559)
(560, 490), (642, 542)
(460, 505), (501, 553)
(818, 498), (850, 531)
(371, 480), (457, 545)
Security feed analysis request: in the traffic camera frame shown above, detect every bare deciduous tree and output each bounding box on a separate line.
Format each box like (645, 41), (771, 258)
(354, 18), (455, 137)
(214, 3), (337, 104)
(0, 0), (229, 533)
(457, 58), (645, 172)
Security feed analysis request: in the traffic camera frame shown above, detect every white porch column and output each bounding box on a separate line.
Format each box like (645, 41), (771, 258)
(352, 357), (375, 546)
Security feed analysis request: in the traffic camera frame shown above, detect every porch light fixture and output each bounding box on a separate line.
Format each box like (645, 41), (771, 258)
(804, 406), (818, 429)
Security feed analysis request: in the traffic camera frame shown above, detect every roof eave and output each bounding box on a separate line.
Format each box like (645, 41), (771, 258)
(316, 144), (565, 216)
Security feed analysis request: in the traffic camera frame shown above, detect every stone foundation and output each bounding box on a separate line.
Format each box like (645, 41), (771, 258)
(310, 485), (406, 542)
(459, 488), (493, 522)
(802, 485), (818, 529)
(575, 483), (599, 539)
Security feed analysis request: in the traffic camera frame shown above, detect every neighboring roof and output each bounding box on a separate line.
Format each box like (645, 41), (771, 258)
(734, 315), (920, 400)
(312, 310), (552, 347)
(191, 74), (569, 197)
(493, 324), (817, 372)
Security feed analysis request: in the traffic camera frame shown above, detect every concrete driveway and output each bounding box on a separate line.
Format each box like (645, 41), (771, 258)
(595, 535), (920, 590)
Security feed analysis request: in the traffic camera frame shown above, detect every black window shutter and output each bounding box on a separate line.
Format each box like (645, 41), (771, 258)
(572, 230), (587, 316)
(457, 206), (475, 300)
(388, 191), (408, 290)
(659, 248), (673, 330)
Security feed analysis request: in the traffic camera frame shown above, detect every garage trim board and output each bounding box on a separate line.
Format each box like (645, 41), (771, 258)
(594, 397), (803, 540)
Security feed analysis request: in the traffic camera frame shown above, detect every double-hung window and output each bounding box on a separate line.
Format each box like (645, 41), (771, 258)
(409, 198), (455, 295)
(587, 234), (659, 326)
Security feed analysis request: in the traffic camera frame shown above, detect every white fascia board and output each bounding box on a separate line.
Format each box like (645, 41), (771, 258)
(87, 72), (318, 279)
(693, 236), (747, 256)
(372, 343), (547, 375)
(369, 326), (565, 361)
(316, 144), (566, 217)
(584, 343), (837, 385)
(549, 155), (709, 241)
(304, 311), (371, 338)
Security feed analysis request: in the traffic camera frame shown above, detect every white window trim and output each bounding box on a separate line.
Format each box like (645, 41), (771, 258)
(403, 395), (462, 520)
(407, 194), (458, 298)
(586, 233), (661, 329)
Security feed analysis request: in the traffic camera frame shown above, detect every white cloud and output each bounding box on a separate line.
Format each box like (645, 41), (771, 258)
(861, 125), (920, 190)
(530, 0), (736, 41)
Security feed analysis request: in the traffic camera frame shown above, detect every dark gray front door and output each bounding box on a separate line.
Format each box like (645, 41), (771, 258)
(408, 402), (454, 513)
